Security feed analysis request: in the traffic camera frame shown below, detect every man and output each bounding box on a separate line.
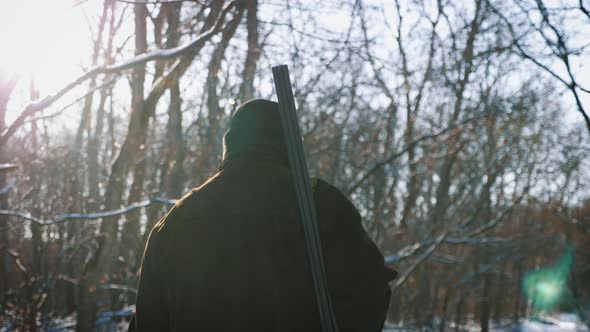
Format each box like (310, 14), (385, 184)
(131, 99), (396, 331)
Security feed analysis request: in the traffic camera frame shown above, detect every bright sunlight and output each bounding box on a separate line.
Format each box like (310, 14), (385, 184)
(0, 1), (92, 94)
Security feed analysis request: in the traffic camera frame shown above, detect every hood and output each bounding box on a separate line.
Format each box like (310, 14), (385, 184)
(219, 99), (289, 169)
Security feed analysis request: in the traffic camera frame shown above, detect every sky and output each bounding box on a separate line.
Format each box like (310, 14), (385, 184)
(0, 1), (92, 90)
(1, 0), (589, 128)
(0, 0), (102, 128)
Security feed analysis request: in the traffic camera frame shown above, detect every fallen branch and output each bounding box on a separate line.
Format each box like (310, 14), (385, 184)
(0, 197), (176, 226)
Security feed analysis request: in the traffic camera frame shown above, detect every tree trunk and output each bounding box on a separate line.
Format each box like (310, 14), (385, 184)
(164, 82), (186, 198)
(438, 287), (451, 332)
(88, 1), (116, 212)
(239, 0), (260, 101)
(0, 75), (17, 305)
(429, 0), (482, 224)
(76, 3), (148, 330)
(204, 4), (244, 165)
(479, 270), (492, 332)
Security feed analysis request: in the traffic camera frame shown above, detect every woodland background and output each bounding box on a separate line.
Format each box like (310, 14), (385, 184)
(0, 0), (589, 331)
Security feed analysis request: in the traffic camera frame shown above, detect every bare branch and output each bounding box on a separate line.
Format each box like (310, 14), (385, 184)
(346, 111), (495, 195)
(0, 197), (176, 226)
(0, 0), (238, 148)
(23, 78), (118, 125)
(390, 230), (449, 291)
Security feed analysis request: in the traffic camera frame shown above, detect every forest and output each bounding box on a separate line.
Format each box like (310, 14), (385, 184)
(0, 0), (589, 331)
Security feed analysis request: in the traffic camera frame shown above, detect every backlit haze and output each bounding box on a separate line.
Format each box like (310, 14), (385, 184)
(0, 0), (98, 125)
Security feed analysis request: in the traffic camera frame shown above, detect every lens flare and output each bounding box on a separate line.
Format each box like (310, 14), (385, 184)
(523, 246), (574, 311)
(536, 281), (560, 298)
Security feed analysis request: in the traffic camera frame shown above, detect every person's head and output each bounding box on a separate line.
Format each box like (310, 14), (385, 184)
(221, 98), (288, 166)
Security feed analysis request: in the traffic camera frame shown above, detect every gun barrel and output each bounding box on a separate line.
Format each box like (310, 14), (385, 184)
(272, 64), (338, 332)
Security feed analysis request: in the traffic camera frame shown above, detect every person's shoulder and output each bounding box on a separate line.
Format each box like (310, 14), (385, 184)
(314, 178), (360, 218)
(153, 171), (223, 233)
(314, 178), (342, 196)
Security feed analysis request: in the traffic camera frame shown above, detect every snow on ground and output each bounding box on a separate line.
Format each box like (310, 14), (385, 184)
(3, 311), (587, 331)
(520, 314), (588, 332)
(383, 313), (589, 331)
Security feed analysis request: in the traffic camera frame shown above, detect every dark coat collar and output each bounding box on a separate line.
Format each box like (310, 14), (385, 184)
(218, 148), (290, 171)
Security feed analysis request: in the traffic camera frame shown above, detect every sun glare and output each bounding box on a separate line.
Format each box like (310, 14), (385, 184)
(523, 247), (574, 312)
(536, 281), (561, 299)
(0, 1), (92, 94)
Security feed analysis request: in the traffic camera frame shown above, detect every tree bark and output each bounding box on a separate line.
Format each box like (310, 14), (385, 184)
(76, 2), (148, 330)
(239, 0), (260, 101)
(430, 0), (482, 224)
(0, 74), (17, 305)
(205, 4), (244, 165)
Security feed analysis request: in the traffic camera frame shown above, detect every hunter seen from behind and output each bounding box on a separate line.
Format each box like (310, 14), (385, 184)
(0, 0), (589, 331)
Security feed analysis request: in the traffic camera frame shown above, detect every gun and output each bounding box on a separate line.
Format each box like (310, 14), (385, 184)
(272, 65), (338, 332)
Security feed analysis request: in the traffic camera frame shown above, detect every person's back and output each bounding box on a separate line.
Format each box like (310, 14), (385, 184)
(132, 99), (395, 331)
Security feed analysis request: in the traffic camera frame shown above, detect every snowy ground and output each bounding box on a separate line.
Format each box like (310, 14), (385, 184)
(4, 311), (587, 331)
(519, 314), (589, 332)
(383, 313), (589, 331)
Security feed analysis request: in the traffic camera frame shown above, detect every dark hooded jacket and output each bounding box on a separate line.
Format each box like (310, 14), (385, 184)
(131, 99), (396, 331)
